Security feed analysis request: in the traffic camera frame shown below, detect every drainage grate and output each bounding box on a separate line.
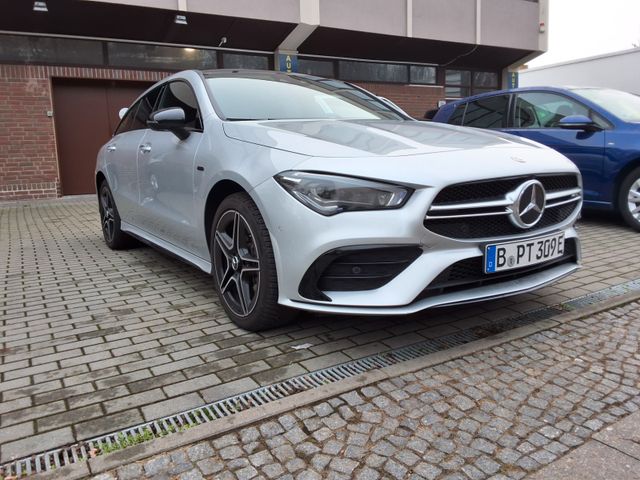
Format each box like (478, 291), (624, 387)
(3, 277), (640, 477)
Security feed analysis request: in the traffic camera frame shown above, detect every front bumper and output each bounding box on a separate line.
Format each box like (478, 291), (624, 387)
(252, 178), (581, 315)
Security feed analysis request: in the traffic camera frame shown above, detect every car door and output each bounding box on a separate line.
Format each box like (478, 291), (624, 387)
(106, 86), (162, 224)
(504, 91), (607, 202)
(137, 80), (204, 252)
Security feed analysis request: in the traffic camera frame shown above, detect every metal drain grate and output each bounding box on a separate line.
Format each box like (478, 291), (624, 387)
(4, 277), (640, 477)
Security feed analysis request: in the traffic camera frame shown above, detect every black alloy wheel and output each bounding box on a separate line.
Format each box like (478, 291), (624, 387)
(211, 192), (295, 331)
(98, 181), (135, 249)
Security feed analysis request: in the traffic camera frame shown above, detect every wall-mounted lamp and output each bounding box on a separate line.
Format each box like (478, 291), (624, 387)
(175, 14), (187, 25)
(33, 1), (48, 12)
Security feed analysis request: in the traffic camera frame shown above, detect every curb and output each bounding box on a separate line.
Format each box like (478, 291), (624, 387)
(29, 288), (640, 479)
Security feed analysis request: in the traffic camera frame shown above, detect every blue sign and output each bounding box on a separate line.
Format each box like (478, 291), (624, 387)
(508, 71), (519, 89)
(278, 53), (298, 73)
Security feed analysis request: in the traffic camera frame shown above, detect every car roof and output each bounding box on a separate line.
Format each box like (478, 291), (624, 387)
(445, 85), (613, 106)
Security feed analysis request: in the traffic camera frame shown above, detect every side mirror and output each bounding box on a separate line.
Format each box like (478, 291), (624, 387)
(118, 107), (128, 120)
(558, 115), (601, 132)
(147, 107), (190, 140)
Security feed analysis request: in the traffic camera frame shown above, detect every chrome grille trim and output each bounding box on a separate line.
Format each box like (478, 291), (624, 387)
(425, 186), (581, 221)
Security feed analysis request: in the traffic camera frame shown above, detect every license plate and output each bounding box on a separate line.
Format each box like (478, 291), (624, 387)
(485, 232), (565, 273)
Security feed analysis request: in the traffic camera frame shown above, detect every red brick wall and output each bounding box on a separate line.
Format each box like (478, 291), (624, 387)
(0, 65), (171, 201)
(355, 82), (444, 119)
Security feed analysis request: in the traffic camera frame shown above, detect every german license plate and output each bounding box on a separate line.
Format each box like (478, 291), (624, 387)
(485, 232), (565, 273)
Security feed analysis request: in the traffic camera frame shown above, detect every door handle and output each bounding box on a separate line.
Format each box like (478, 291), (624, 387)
(106, 145), (117, 152)
(139, 144), (151, 153)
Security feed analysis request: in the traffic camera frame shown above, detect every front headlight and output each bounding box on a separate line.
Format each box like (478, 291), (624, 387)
(275, 171), (412, 216)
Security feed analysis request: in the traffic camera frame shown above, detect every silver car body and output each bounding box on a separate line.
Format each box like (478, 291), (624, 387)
(96, 70), (582, 315)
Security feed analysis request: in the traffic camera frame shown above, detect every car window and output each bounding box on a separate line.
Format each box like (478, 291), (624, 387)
(447, 103), (465, 126)
(513, 92), (595, 129)
(155, 81), (202, 130)
(114, 86), (163, 135)
(462, 95), (509, 128)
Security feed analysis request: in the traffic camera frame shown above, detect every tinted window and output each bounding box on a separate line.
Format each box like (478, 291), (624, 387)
(108, 43), (217, 70)
(115, 86), (162, 135)
(298, 58), (335, 78)
(222, 53), (269, 70)
(514, 92), (590, 128)
(339, 61), (408, 83)
(155, 81), (202, 130)
(463, 95), (509, 128)
(409, 66), (436, 85)
(448, 104), (466, 126)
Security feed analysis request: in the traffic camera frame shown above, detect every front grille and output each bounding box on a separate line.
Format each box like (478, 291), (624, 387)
(426, 202), (577, 239)
(424, 173), (581, 240)
(299, 245), (422, 301)
(434, 174), (579, 205)
(417, 238), (577, 300)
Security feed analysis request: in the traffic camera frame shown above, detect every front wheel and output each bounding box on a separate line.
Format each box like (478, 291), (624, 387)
(98, 181), (136, 249)
(211, 192), (295, 331)
(618, 167), (640, 232)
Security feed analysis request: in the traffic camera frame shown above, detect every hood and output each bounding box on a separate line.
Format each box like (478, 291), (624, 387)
(223, 119), (544, 158)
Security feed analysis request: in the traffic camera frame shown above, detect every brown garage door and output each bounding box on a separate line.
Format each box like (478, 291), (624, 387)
(52, 79), (153, 195)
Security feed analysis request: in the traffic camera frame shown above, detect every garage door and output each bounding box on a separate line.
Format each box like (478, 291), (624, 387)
(52, 79), (153, 195)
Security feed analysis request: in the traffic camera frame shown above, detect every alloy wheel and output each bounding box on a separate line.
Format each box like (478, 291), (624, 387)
(628, 178), (640, 222)
(100, 187), (116, 243)
(213, 210), (261, 317)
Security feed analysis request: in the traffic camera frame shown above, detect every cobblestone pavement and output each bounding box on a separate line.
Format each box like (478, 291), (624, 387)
(96, 301), (640, 480)
(1, 198), (639, 461)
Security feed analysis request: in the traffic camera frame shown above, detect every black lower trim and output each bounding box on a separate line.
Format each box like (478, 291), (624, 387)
(415, 238), (578, 301)
(299, 245), (423, 301)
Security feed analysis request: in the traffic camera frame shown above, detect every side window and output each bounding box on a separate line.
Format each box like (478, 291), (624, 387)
(462, 95), (509, 129)
(114, 103), (139, 135)
(447, 104), (465, 126)
(514, 92), (590, 128)
(129, 86), (162, 131)
(155, 81), (202, 130)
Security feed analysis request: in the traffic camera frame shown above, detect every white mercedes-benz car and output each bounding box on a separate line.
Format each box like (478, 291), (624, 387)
(96, 70), (582, 331)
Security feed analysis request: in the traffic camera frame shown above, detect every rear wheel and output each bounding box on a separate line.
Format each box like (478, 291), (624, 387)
(618, 167), (640, 232)
(98, 181), (136, 249)
(211, 192), (295, 331)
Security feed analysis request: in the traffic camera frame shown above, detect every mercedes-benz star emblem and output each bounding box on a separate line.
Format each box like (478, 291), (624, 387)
(509, 180), (546, 229)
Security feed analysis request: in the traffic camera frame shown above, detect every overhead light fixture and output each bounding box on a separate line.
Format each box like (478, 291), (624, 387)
(175, 14), (187, 25)
(33, 1), (48, 12)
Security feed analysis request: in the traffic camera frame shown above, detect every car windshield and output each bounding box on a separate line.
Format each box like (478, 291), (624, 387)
(205, 74), (406, 121)
(573, 88), (640, 123)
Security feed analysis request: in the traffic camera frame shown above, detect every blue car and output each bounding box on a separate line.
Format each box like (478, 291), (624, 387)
(432, 87), (640, 231)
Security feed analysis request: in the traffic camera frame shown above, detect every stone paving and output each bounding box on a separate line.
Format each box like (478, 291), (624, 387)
(1, 198), (639, 461)
(95, 300), (640, 480)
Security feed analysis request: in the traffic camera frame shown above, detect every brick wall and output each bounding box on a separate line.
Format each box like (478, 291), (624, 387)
(355, 82), (444, 119)
(0, 65), (170, 201)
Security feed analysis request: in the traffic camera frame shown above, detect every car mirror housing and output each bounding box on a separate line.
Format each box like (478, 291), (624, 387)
(147, 107), (190, 140)
(558, 115), (601, 132)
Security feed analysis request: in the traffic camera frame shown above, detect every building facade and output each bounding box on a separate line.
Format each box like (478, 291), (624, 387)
(0, 0), (548, 200)
(520, 47), (640, 95)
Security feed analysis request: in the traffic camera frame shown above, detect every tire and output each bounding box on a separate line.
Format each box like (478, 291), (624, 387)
(618, 167), (640, 232)
(210, 192), (296, 331)
(98, 181), (136, 249)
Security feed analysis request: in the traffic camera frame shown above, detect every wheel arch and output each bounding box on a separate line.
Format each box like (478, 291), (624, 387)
(96, 171), (107, 192)
(613, 157), (640, 209)
(204, 179), (247, 252)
